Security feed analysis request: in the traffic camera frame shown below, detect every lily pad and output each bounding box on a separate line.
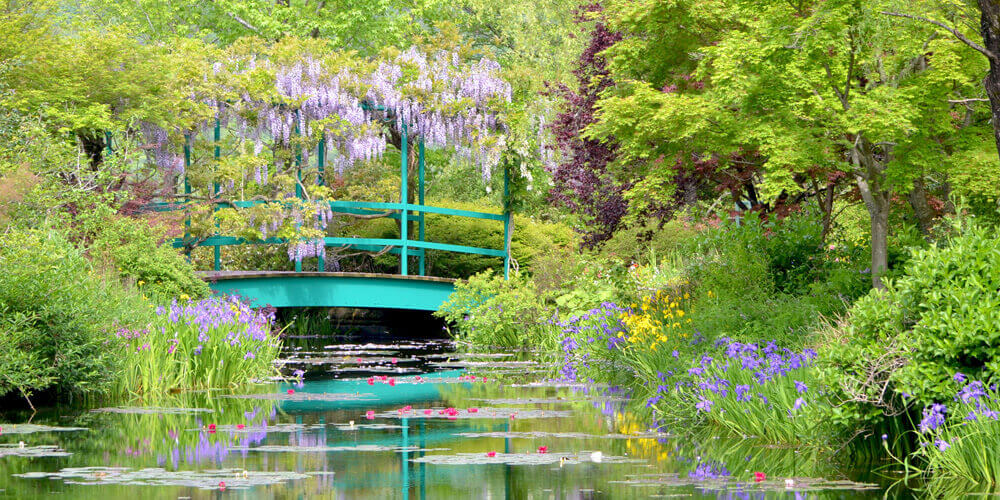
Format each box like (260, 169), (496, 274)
(456, 431), (668, 440)
(243, 444), (435, 453)
(411, 451), (641, 466)
(372, 407), (572, 420)
(0, 444), (71, 458)
(15, 467), (309, 490)
(612, 473), (881, 493)
(222, 392), (375, 402)
(0, 424), (88, 435)
(90, 407), (214, 415)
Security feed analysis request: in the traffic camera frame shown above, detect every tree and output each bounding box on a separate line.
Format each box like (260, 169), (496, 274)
(544, 3), (627, 247)
(589, 0), (992, 288)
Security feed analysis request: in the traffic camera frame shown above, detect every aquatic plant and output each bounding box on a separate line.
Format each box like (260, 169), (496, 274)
(645, 338), (830, 443)
(895, 378), (1000, 488)
(111, 295), (281, 397)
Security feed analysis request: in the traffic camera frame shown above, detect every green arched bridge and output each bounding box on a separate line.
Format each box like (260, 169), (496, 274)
(137, 113), (511, 312)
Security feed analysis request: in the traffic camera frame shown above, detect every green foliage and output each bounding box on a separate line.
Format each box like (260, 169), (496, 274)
(339, 199), (576, 278)
(825, 217), (1000, 407)
(597, 218), (697, 265)
(435, 269), (555, 350)
(87, 216), (210, 300)
(0, 228), (153, 400)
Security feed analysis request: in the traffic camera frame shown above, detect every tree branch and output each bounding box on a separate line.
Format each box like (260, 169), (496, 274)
(882, 11), (998, 62)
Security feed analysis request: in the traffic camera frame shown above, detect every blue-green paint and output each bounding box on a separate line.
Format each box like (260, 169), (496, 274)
(213, 119), (222, 271)
(400, 121), (409, 276)
(503, 167), (512, 279)
(205, 273), (454, 311)
(418, 139), (426, 276)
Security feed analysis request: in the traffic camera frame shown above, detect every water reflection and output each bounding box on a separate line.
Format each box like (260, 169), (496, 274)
(0, 338), (913, 498)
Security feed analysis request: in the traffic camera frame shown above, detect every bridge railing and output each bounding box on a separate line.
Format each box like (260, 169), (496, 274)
(151, 197), (511, 278)
(132, 104), (513, 279)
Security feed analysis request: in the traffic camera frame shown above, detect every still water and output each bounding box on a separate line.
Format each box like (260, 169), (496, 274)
(0, 336), (900, 498)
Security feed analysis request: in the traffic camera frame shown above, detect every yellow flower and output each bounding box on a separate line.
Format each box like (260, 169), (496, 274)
(137, 280), (145, 286)
(179, 293), (191, 301)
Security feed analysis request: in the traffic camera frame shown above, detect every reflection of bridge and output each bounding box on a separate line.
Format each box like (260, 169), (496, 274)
(138, 114), (512, 310)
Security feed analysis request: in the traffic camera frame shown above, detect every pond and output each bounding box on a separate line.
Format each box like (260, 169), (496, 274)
(0, 335), (907, 498)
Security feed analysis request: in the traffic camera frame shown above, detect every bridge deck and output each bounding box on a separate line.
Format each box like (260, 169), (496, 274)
(200, 271), (457, 311)
(199, 271), (455, 284)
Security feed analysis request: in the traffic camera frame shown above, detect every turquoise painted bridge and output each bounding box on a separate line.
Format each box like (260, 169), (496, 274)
(202, 271), (457, 311)
(134, 108), (512, 311)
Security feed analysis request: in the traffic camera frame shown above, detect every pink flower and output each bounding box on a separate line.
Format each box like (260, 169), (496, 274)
(287, 389), (295, 394)
(403, 405), (412, 412)
(365, 410), (375, 420)
(207, 424), (216, 433)
(391, 358), (398, 364)
(537, 446), (548, 454)
(753, 472), (766, 482)
(219, 481), (226, 490)
(486, 451), (496, 457)
(468, 408), (478, 413)
(367, 377), (375, 385)
(388, 378), (396, 387)
(236, 424), (245, 430)
(423, 409), (432, 415)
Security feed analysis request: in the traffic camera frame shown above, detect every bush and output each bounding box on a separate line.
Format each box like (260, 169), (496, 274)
(435, 270), (556, 350)
(87, 215), (210, 300)
(0, 228), (153, 401)
(823, 218), (1000, 407)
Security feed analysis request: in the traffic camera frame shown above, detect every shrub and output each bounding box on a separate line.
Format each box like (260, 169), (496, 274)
(435, 270), (556, 350)
(0, 228), (153, 401)
(87, 215), (210, 300)
(824, 218), (1000, 408)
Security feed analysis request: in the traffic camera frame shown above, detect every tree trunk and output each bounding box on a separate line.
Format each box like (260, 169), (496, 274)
(851, 136), (891, 289)
(979, 0), (1000, 161)
(78, 132), (105, 170)
(908, 176), (934, 237)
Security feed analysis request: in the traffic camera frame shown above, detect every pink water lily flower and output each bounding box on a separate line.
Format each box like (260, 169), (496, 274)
(486, 451), (496, 457)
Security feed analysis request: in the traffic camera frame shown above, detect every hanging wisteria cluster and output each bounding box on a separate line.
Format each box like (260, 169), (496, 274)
(140, 47), (511, 263)
(365, 48), (512, 180)
(143, 47), (510, 181)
